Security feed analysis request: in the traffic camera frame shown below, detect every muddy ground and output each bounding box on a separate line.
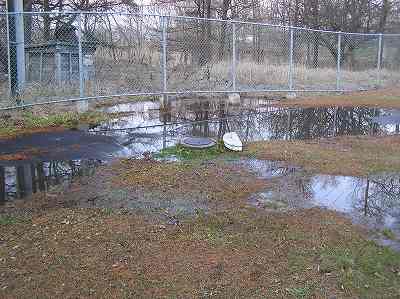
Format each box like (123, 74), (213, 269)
(1, 90), (400, 298)
(1, 155), (400, 298)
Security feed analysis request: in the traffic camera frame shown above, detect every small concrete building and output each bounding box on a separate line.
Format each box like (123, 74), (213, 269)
(25, 41), (95, 84)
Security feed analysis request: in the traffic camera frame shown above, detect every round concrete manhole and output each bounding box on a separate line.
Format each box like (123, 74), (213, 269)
(180, 137), (216, 149)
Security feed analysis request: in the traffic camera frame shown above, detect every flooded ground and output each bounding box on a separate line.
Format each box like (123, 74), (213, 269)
(1, 96), (400, 298)
(1, 96), (400, 249)
(241, 159), (400, 250)
(94, 98), (400, 157)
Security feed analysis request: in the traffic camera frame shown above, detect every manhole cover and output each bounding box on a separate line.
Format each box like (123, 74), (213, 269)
(180, 137), (216, 149)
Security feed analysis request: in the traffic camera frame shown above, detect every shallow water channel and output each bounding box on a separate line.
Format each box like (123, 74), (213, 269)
(1, 97), (400, 249)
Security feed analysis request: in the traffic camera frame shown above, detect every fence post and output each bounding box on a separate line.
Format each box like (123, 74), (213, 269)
(232, 22), (236, 92)
(6, 5), (25, 103)
(77, 12), (87, 112)
(288, 28), (294, 91)
(161, 16), (168, 101)
(336, 32), (342, 90)
(6, 12), (11, 99)
(377, 33), (383, 87)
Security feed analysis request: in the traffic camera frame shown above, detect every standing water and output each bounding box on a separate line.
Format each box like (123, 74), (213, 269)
(1, 97), (400, 249)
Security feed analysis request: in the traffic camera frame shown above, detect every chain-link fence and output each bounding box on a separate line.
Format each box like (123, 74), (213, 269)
(0, 11), (399, 110)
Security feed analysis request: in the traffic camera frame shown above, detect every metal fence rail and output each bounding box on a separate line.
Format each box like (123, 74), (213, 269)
(0, 11), (400, 110)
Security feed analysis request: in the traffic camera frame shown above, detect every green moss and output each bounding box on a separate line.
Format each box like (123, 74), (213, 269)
(155, 143), (238, 161)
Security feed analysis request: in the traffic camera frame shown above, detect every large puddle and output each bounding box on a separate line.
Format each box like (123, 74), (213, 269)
(94, 98), (399, 157)
(241, 159), (400, 250)
(1, 97), (400, 249)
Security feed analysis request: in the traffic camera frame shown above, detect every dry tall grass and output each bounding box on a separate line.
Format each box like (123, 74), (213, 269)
(1, 57), (399, 109)
(212, 60), (400, 90)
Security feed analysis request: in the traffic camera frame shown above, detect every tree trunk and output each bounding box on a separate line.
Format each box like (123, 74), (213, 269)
(43, 0), (51, 40)
(218, 0), (231, 60)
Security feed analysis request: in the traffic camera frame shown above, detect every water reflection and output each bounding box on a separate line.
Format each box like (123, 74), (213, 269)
(1, 160), (100, 201)
(95, 99), (400, 157)
(244, 159), (400, 250)
(2, 98), (400, 246)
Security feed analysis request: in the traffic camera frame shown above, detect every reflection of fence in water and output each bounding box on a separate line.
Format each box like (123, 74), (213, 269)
(0, 160), (100, 201)
(0, 12), (400, 109)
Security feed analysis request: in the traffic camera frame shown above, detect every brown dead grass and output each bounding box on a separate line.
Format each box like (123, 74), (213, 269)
(112, 159), (267, 204)
(1, 157), (399, 298)
(275, 88), (400, 108)
(0, 207), (394, 298)
(247, 135), (400, 177)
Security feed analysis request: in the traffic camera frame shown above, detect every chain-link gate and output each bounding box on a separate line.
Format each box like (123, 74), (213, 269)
(0, 12), (399, 110)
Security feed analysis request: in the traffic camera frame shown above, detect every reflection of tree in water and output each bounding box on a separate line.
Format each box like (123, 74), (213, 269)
(0, 166), (5, 203)
(360, 175), (400, 218)
(103, 98), (392, 155)
(265, 107), (380, 140)
(169, 99), (384, 141)
(0, 159), (101, 201)
(287, 171), (314, 200)
(256, 163), (314, 203)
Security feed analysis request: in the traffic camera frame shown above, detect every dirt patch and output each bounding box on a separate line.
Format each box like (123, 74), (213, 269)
(112, 158), (267, 205)
(275, 88), (400, 108)
(246, 135), (400, 177)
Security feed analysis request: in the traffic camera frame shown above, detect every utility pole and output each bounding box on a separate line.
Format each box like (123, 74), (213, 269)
(6, 0), (25, 101)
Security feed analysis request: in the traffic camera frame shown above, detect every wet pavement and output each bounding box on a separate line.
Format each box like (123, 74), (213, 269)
(1, 97), (400, 249)
(0, 130), (122, 166)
